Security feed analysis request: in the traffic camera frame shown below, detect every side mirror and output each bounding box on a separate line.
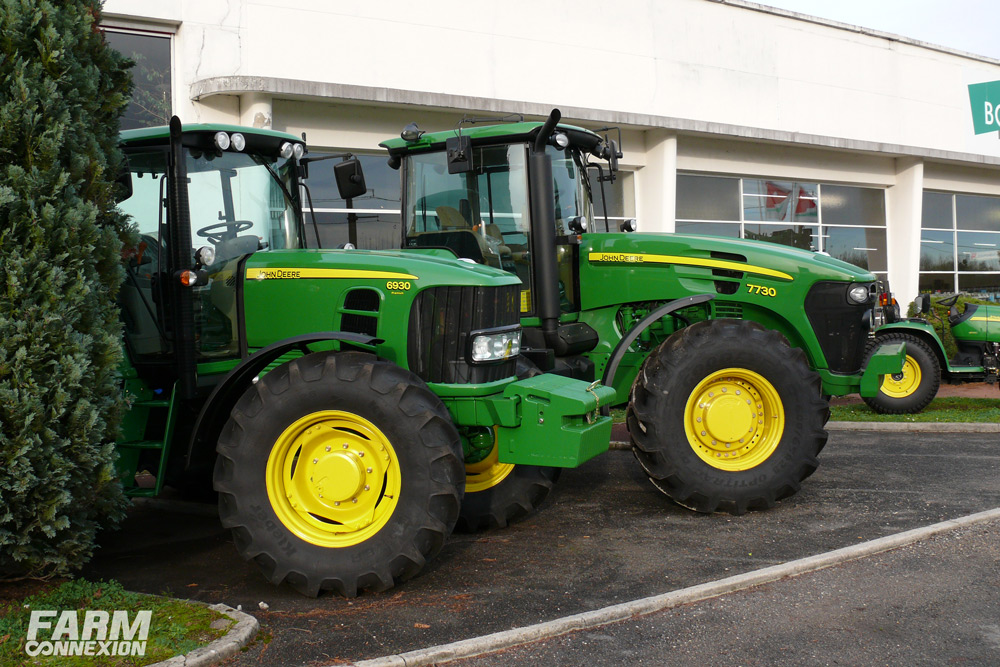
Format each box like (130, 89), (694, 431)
(918, 294), (931, 314)
(608, 139), (620, 177)
(446, 135), (474, 174)
(115, 161), (133, 202)
(334, 158), (367, 200)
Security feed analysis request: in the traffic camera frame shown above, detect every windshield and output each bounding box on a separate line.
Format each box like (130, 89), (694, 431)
(119, 147), (303, 260)
(403, 142), (592, 314)
(117, 145), (302, 362)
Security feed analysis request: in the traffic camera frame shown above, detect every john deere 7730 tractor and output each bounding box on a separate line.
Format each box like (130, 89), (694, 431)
(373, 109), (902, 517)
(114, 118), (614, 596)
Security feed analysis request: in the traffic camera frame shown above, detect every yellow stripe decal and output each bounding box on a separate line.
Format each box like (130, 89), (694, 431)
(969, 316), (1000, 322)
(246, 267), (418, 281)
(587, 252), (793, 282)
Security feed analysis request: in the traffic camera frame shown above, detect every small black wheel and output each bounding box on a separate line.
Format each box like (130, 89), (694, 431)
(213, 351), (464, 597)
(455, 440), (560, 531)
(861, 333), (940, 414)
(628, 319), (828, 515)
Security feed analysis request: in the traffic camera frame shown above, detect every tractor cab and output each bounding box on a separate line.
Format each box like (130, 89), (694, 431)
(117, 122), (309, 379)
(385, 114), (618, 323)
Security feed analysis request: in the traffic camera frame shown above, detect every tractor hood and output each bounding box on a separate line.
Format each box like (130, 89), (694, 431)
(579, 232), (875, 310)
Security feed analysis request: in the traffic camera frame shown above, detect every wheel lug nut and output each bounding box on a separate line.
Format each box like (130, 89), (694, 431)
(334, 501), (340, 506)
(364, 485), (370, 491)
(312, 458), (319, 464)
(367, 467), (373, 473)
(325, 446), (331, 452)
(352, 498), (358, 504)
(343, 444), (349, 449)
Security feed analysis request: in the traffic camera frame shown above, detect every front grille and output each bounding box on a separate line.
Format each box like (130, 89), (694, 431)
(408, 285), (520, 383)
(804, 281), (872, 373)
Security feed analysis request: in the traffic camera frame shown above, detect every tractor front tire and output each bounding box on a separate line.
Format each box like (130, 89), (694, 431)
(861, 333), (941, 414)
(627, 319), (828, 515)
(214, 351), (464, 597)
(456, 460), (560, 532)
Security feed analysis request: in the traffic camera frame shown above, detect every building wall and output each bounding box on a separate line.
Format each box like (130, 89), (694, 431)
(102, 0), (1000, 304)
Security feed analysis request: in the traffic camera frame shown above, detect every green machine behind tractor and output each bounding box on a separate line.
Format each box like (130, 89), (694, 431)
(111, 112), (900, 597)
(863, 289), (999, 413)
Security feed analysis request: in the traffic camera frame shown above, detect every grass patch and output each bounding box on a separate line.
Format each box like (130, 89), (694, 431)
(0, 579), (232, 666)
(830, 397), (1000, 423)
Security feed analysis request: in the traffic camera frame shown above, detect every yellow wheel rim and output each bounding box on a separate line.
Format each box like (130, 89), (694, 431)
(265, 410), (400, 548)
(879, 355), (921, 399)
(464, 429), (514, 493)
(684, 368), (785, 471)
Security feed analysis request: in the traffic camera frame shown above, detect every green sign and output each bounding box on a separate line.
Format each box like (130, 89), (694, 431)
(968, 80), (1000, 134)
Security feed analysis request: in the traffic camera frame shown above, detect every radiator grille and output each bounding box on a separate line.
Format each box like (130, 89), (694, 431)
(408, 285), (519, 383)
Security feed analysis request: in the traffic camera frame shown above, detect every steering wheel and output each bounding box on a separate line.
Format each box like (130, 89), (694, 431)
(196, 221), (254, 244)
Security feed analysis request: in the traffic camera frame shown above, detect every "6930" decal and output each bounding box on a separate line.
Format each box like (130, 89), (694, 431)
(386, 280), (411, 291)
(747, 283), (777, 297)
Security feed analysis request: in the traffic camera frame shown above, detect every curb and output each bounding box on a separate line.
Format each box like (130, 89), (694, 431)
(343, 507), (1000, 667)
(150, 603), (259, 667)
(825, 420), (1000, 432)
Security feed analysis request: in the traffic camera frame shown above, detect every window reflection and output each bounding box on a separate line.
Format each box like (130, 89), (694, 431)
(105, 30), (172, 130)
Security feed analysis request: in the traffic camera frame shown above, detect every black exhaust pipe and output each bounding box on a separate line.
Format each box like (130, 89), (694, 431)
(529, 109), (562, 350)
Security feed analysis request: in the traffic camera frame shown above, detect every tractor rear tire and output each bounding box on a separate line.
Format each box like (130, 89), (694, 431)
(627, 319), (828, 515)
(456, 462), (560, 532)
(861, 332), (941, 414)
(214, 351), (464, 597)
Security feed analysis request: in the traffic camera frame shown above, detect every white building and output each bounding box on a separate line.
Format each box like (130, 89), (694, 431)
(102, 0), (1000, 305)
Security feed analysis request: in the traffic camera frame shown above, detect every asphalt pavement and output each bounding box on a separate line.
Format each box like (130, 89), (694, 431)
(81, 428), (1000, 666)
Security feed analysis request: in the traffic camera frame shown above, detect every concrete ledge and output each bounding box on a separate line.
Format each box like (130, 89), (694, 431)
(149, 603), (259, 667)
(826, 420), (1000, 433)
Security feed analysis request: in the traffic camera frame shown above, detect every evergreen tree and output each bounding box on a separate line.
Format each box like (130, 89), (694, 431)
(0, 0), (132, 577)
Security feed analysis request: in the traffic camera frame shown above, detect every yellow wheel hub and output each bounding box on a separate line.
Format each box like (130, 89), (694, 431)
(880, 355), (921, 399)
(684, 368), (785, 471)
(464, 429), (514, 493)
(265, 410), (400, 548)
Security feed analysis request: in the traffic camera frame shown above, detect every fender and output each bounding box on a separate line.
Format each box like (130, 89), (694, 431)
(875, 321), (949, 369)
(601, 294), (715, 403)
(186, 332), (383, 469)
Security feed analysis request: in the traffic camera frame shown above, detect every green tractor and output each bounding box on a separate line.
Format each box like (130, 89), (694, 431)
(114, 118), (614, 596)
(863, 289), (999, 413)
(373, 108), (903, 515)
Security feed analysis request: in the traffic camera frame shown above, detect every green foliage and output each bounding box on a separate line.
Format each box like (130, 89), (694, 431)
(831, 397), (1000, 422)
(906, 294), (993, 358)
(0, 579), (231, 666)
(0, 1), (133, 578)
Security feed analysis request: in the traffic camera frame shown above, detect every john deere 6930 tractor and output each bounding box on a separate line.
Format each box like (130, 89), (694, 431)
(114, 118), (614, 597)
(372, 109), (902, 518)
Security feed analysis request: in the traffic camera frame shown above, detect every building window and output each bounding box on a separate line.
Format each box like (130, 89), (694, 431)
(104, 29), (172, 130)
(589, 171), (636, 232)
(920, 191), (1000, 299)
(677, 174), (887, 276)
(302, 152), (401, 249)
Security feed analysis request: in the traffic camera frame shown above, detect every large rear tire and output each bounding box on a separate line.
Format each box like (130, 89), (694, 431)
(627, 319), (828, 515)
(861, 332), (940, 414)
(213, 351), (464, 597)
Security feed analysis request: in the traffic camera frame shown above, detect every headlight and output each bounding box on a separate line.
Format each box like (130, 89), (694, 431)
(279, 142), (294, 159)
(214, 132), (231, 150)
(469, 327), (521, 363)
(847, 284), (871, 304)
(230, 133), (246, 151)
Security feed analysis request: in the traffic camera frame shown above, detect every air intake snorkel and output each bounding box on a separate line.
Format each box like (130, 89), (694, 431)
(529, 108), (563, 350)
